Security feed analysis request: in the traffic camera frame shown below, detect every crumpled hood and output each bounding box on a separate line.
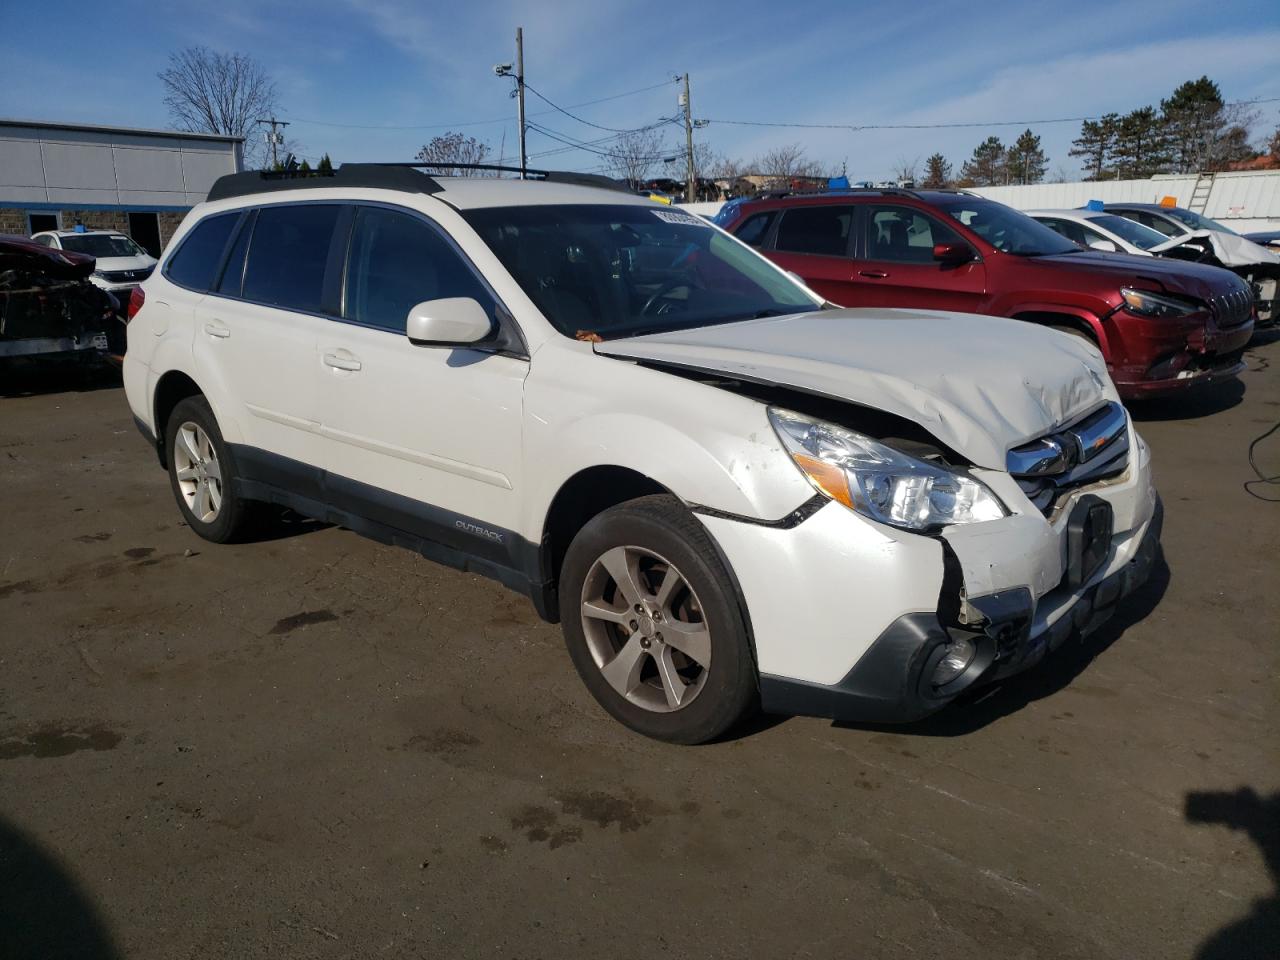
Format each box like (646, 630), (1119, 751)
(595, 308), (1118, 470)
(1151, 229), (1280, 268)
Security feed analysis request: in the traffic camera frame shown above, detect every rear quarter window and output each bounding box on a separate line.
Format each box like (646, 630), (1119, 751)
(164, 213), (239, 291)
(241, 204), (343, 313)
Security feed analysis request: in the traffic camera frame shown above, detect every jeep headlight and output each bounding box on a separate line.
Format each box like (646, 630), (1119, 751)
(768, 408), (1007, 530)
(1120, 287), (1199, 318)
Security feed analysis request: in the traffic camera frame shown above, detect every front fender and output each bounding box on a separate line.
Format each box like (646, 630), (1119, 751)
(1008, 302), (1112, 359)
(519, 343), (813, 540)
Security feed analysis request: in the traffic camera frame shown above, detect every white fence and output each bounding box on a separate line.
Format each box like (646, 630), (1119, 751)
(971, 169), (1280, 232)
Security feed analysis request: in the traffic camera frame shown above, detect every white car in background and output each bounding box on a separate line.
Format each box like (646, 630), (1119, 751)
(30, 230), (157, 306)
(1027, 208), (1203, 257)
(122, 164), (1162, 743)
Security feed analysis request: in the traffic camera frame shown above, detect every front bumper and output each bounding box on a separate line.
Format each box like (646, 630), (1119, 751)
(755, 498), (1162, 723)
(1107, 307), (1253, 398)
(697, 418), (1159, 724)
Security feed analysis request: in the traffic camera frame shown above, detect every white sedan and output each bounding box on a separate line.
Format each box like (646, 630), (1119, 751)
(1027, 208), (1194, 257)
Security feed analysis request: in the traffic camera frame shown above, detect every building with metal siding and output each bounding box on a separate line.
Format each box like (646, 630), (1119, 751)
(970, 169), (1280, 232)
(0, 118), (243, 257)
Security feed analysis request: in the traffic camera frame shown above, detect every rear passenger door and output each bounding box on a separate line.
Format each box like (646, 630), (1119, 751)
(315, 204), (528, 550)
(849, 204), (986, 313)
(763, 205), (858, 305)
(190, 202), (344, 492)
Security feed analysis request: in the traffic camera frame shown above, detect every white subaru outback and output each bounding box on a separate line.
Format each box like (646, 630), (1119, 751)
(123, 165), (1162, 743)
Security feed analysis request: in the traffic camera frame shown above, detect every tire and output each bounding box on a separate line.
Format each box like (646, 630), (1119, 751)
(558, 494), (757, 744)
(164, 395), (254, 544)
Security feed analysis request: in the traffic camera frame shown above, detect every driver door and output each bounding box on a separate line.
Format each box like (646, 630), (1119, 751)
(315, 204), (528, 547)
(849, 204), (986, 313)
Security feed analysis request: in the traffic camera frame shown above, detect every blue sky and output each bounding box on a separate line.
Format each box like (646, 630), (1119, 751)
(2, 0), (1278, 180)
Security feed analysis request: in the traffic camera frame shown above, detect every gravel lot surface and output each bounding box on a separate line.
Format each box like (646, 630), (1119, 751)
(2, 339), (1277, 959)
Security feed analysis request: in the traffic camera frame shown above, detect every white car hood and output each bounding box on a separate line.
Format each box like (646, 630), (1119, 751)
(1152, 229), (1280, 267)
(91, 254), (157, 272)
(595, 308), (1118, 470)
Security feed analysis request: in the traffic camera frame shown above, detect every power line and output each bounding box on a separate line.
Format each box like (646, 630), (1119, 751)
(525, 82), (677, 133)
(525, 121), (675, 162)
(280, 77), (680, 131)
(703, 96), (1280, 134)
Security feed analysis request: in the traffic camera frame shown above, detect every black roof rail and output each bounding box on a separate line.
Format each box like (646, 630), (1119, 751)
(207, 161), (631, 202)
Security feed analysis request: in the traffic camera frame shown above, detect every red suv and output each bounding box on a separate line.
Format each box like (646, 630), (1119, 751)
(715, 190), (1255, 398)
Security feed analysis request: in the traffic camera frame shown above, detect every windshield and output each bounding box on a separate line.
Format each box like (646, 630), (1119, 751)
(463, 204), (819, 339)
(60, 234), (146, 258)
(1163, 207), (1237, 235)
(1091, 214), (1171, 251)
(933, 197), (1079, 256)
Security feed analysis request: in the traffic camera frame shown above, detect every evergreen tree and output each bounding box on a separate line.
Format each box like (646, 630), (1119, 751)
(1161, 76), (1224, 173)
(921, 153), (952, 188)
(317, 153), (334, 174)
(1111, 107), (1167, 179)
(1006, 129), (1047, 184)
(299, 158), (312, 173)
(1069, 113), (1119, 180)
(960, 136), (1006, 186)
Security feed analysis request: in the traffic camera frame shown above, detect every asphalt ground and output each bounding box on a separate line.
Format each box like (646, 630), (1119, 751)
(1, 338), (1277, 959)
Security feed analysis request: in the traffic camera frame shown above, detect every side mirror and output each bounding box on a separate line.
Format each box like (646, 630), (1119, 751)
(933, 242), (974, 265)
(405, 297), (493, 347)
(1087, 239), (1118, 253)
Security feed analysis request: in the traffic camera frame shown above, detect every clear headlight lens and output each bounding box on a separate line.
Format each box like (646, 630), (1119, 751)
(768, 408), (1007, 531)
(1120, 287), (1199, 318)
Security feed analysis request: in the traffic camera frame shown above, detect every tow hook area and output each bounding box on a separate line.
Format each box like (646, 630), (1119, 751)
(953, 589), (1036, 686)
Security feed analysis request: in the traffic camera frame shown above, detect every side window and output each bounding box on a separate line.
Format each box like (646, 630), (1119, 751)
(164, 212), (239, 291)
(1078, 224), (1113, 248)
(343, 206), (493, 334)
(1038, 217), (1086, 246)
(242, 204), (342, 313)
(865, 205), (965, 263)
(32, 235), (54, 247)
(216, 213), (252, 296)
(733, 211), (776, 248)
(774, 206), (852, 256)
(1121, 210), (1179, 238)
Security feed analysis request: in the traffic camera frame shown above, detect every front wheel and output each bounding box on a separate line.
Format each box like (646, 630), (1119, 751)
(164, 395), (254, 544)
(559, 495), (757, 744)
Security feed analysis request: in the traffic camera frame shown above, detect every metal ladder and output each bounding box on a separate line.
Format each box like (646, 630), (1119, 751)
(1187, 172), (1214, 213)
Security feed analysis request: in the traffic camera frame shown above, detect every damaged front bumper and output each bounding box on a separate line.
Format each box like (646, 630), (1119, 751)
(699, 416), (1161, 725)
(754, 499), (1161, 723)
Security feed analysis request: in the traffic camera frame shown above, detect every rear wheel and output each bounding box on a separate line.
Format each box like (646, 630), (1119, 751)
(164, 396), (254, 544)
(559, 495), (756, 743)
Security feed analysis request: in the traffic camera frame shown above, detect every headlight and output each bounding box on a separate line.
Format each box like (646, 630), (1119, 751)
(768, 408), (1007, 531)
(1120, 287), (1199, 318)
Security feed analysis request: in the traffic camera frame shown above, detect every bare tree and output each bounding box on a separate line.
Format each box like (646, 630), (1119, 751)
(415, 132), (492, 175)
(604, 128), (671, 188)
(892, 156), (920, 184)
(752, 143), (828, 190)
(159, 47), (278, 168)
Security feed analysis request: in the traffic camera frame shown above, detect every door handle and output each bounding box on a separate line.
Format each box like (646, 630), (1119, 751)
(323, 352), (362, 372)
(858, 270), (890, 279)
(203, 320), (230, 338)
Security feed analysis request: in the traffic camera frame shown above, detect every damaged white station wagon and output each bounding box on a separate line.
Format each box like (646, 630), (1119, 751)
(123, 164), (1162, 743)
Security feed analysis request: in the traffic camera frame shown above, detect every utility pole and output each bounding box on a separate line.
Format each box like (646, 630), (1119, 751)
(681, 73), (695, 203)
(515, 28), (527, 179)
(256, 117), (289, 169)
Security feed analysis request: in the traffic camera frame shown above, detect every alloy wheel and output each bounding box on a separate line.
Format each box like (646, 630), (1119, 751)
(172, 421), (223, 524)
(579, 545), (712, 712)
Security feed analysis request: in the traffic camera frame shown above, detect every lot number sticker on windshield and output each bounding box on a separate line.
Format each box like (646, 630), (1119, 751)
(652, 210), (708, 227)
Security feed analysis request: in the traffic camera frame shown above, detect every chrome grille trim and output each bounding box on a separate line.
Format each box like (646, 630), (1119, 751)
(1007, 401), (1130, 516)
